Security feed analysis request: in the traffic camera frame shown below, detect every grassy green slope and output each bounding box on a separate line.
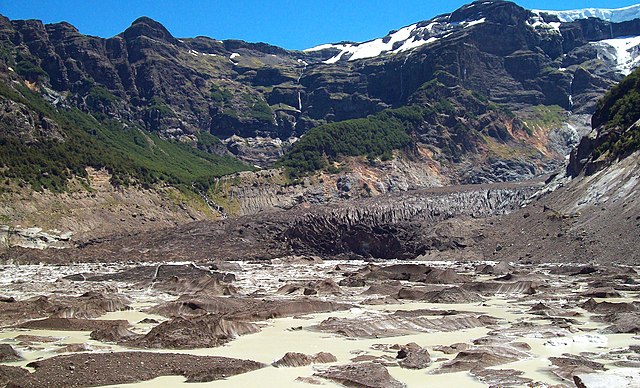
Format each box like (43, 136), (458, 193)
(0, 81), (250, 192)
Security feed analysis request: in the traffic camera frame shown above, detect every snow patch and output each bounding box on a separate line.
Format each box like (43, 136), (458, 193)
(305, 16), (485, 63)
(230, 53), (240, 60)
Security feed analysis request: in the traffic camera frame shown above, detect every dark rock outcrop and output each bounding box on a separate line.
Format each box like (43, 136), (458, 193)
(396, 343), (431, 369)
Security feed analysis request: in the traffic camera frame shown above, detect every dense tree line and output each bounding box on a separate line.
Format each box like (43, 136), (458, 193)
(279, 106), (425, 176)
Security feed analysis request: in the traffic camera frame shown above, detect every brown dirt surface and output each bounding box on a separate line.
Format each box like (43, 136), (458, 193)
(4, 352), (264, 387)
(16, 317), (129, 332)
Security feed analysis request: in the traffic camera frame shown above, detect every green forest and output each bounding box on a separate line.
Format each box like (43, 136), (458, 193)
(593, 67), (640, 159)
(279, 106), (425, 176)
(0, 82), (250, 193)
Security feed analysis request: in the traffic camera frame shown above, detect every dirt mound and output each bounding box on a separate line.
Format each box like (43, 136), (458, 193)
(0, 344), (22, 362)
(461, 281), (538, 295)
(277, 279), (342, 296)
(272, 352), (337, 368)
(152, 275), (237, 296)
(4, 352), (264, 387)
(90, 323), (138, 342)
(17, 317), (129, 332)
(148, 296), (350, 320)
(422, 287), (485, 303)
(126, 314), (260, 349)
(315, 362), (404, 388)
(434, 345), (530, 373)
(315, 313), (496, 338)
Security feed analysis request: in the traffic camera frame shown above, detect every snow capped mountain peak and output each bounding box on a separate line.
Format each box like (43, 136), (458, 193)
(533, 4), (640, 23)
(304, 15), (486, 63)
(305, 2), (640, 65)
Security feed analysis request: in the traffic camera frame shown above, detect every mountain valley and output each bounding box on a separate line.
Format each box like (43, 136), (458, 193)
(0, 1), (639, 387)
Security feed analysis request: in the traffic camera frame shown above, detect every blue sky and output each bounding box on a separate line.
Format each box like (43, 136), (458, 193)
(1, 1), (639, 50)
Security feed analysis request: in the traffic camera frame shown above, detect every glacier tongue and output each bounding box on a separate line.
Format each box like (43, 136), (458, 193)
(534, 4), (640, 23)
(592, 35), (640, 75)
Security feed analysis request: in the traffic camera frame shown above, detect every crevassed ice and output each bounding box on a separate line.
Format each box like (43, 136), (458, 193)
(592, 35), (640, 75)
(533, 4), (640, 23)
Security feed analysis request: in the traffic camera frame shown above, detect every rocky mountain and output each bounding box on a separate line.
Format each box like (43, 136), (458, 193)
(9, 63), (638, 263)
(2, 0), (640, 238)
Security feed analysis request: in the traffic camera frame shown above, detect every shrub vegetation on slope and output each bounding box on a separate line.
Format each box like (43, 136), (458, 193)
(592, 67), (640, 158)
(0, 81), (250, 192)
(279, 106), (422, 176)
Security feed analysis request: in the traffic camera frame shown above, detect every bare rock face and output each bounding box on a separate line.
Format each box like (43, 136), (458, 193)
(396, 342), (431, 369)
(0, 344), (22, 362)
(3, 352), (265, 387)
(272, 352), (337, 368)
(126, 314), (260, 349)
(315, 362), (405, 388)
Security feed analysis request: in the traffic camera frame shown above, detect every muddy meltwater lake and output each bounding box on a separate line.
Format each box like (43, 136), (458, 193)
(1, 259), (639, 387)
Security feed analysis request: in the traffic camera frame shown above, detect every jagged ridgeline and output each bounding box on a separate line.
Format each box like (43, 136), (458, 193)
(2, 0), (640, 192)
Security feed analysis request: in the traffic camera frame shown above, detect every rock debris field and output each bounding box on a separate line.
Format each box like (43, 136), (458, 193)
(0, 259), (639, 387)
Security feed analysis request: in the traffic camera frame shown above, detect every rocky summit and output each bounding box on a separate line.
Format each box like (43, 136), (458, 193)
(0, 1), (639, 387)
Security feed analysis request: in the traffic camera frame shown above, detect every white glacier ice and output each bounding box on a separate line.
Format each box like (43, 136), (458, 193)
(534, 4), (640, 23)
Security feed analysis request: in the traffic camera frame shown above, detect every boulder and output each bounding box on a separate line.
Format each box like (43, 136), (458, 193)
(396, 343), (431, 369)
